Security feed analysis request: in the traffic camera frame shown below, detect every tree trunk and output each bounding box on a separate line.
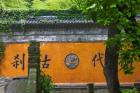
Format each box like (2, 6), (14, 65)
(104, 23), (121, 93)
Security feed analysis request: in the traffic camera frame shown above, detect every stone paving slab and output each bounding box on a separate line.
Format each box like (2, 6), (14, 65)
(0, 86), (5, 93)
(1, 77), (109, 93)
(0, 77), (10, 93)
(95, 89), (109, 93)
(54, 89), (109, 93)
(6, 80), (27, 93)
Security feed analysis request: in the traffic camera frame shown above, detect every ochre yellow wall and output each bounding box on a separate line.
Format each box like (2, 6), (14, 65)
(40, 42), (106, 83)
(0, 42), (140, 83)
(119, 62), (140, 82)
(0, 43), (29, 77)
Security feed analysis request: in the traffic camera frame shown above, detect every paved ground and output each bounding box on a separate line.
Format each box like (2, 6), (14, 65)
(95, 89), (109, 93)
(0, 77), (109, 93)
(0, 77), (10, 93)
(0, 86), (5, 93)
(54, 89), (109, 93)
(1, 86), (109, 93)
(6, 80), (27, 93)
(1, 84), (109, 93)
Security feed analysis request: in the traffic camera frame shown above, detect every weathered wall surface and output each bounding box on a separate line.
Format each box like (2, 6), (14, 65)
(0, 43), (29, 77)
(40, 42), (106, 83)
(0, 23), (107, 42)
(0, 43), (140, 83)
(0, 23), (140, 83)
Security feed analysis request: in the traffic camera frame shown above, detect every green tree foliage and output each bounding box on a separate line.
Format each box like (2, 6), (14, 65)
(83, 0), (140, 93)
(70, 0), (86, 10)
(0, 0), (76, 10)
(39, 71), (55, 93)
(122, 88), (138, 93)
(0, 0), (28, 9)
(85, 0), (140, 74)
(32, 0), (72, 10)
(0, 40), (5, 61)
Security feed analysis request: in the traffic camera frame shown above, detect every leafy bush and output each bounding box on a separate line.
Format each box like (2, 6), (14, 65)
(0, 41), (5, 61)
(0, 9), (84, 20)
(39, 71), (55, 93)
(122, 88), (138, 93)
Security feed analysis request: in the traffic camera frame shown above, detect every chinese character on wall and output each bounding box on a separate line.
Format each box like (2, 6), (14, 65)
(41, 54), (51, 68)
(92, 52), (104, 67)
(12, 53), (25, 70)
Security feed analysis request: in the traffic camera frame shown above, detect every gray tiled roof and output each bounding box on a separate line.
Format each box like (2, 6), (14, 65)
(15, 14), (140, 24)
(15, 16), (93, 24)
